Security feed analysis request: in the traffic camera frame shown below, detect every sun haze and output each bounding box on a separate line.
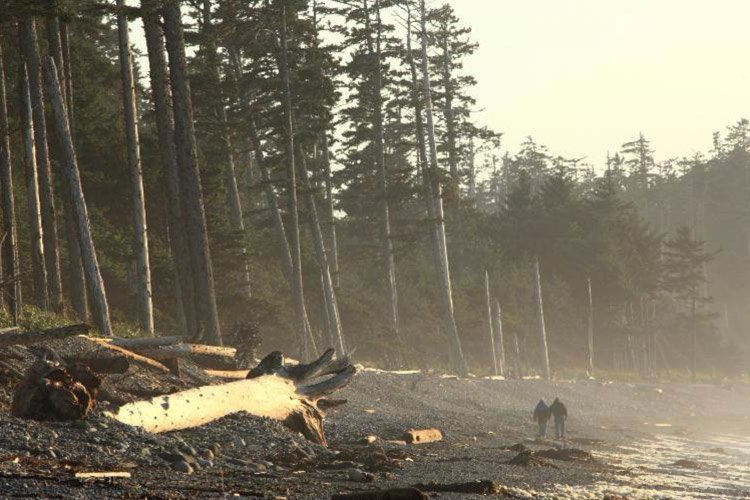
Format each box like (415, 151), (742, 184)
(451, 0), (750, 163)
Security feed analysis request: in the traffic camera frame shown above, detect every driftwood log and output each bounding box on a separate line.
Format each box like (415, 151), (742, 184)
(106, 349), (354, 445)
(130, 343), (237, 370)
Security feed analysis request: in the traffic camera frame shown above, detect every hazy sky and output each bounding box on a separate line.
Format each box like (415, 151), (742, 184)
(449, 0), (750, 165)
(130, 1), (750, 165)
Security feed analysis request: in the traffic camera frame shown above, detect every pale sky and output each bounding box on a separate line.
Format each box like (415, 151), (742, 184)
(449, 0), (750, 164)
(130, 1), (750, 165)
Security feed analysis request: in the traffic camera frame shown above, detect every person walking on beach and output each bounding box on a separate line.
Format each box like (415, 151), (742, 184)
(533, 399), (551, 438)
(550, 397), (568, 439)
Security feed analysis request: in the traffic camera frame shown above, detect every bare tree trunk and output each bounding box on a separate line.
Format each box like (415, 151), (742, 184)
(19, 16), (63, 312)
(117, 0), (154, 334)
(277, 2), (316, 357)
(296, 144), (345, 355)
(484, 270), (498, 375)
(249, 118), (316, 344)
(321, 136), (339, 289)
(369, 0), (400, 344)
(587, 277), (595, 377)
(163, 0), (222, 345)
(420, 0), (467, 377)
(50, 16), (88, 321)
(406, 4), (442, 289)
(0, 39), (21, 321)
(492, 298), (505, 377)
(60, 21), (75, 132)
(441, 33), (459, 203)
(44, 58), (112, 337)
(533, 258), (551, 380)
(19, 64), (48, 309)
(142, 0), (196, 338)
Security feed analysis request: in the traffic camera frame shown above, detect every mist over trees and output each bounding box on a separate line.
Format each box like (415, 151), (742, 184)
(0, 0), (745, 379)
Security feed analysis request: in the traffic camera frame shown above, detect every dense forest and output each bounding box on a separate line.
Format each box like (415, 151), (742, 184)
(0, 0), (746, 380)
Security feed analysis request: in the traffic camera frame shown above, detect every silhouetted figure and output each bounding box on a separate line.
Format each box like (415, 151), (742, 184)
(550, 397), (568, 439)
(533, 399), (551, 438)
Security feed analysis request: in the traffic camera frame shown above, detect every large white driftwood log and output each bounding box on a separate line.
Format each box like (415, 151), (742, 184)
(106, 349), (354, 445)
(106, 375), (301, 432)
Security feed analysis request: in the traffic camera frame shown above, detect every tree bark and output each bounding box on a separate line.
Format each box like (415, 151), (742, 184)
(492, 298), (505, 377)
(19, 16), (63, 312)
(19, 64), (48, 309)
(296, 144), (346, 355)
(484, 270), (498, 375)
(43, 58), (113, 337)
(419, 0), (467, 377)
(142, 0), (197, 338)
(586, 277), (594, 377)
(163, 0), (222, 345)
(533, 258), (551, 380)
(0, 38), (21, 321)
(277, 2), (317, 357)
(117, 0), (154, 334)
(51, 16), (88, 322)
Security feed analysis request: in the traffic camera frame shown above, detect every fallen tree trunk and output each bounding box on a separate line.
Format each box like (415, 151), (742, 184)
(106, 350), (354, 445)
(204, 369), (248, 379)
(0, 324), (90, 348)
(108, 336), (183, 348)
(130, 343), (237, 370)
(87, 341), (171, 373)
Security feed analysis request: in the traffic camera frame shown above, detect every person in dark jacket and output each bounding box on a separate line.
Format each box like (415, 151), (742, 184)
(550, 397), (568, 439)
(533, 399), (551, 438)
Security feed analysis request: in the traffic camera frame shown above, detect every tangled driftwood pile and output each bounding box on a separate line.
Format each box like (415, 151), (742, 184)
(1, 323), (355, 445)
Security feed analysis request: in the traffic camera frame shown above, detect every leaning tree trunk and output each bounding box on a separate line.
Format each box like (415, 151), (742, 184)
(248, 117), (316, 345)
(321, 136), (339, 289)
(19, 16), (63, 312)
(43, 58), (113, 337)
(163, 0), (222, 345)
(0, 39), (20, 321)
(492, 298), (506, 377)
(48, 15), (88, 321)
(370, 0), (401, 346)
(440, 33), (459, 205)
(586, 277), (594, 377)
(142, 0), (197, 338)
(19, 64), (48, 309)
(277, 3), (317, 357)
(406, 4), (441, 281)
(117, 0), (154, 335)
(533, 258), (551, 380)
(296, 144), (346, 355)
(484, 270), (498, 376)
(420, 0), (467, 377)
